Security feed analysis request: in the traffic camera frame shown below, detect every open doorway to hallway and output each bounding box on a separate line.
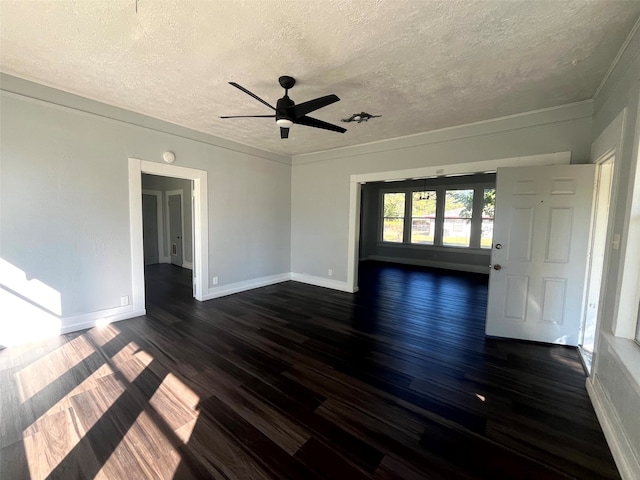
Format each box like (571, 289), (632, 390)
(141, 174), (194, 299)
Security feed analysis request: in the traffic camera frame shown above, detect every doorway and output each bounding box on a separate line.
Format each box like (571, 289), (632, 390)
(142, 190), (162, 266)
(128, 158), (209, 314)
(579, 155), (615, 372)
(347, 153), (572, 293)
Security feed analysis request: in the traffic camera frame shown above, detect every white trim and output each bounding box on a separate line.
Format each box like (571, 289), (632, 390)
(354, 152), (571, 184)
(587, 376), (640, 480)
(60, 306), (146, 334)
(129, 158), (209, 304)
(346, 152), (571, 292)
(0, 75), (291, 166)
(580, 152), (616, 371)
(166, 188), (186, 267)
(593, 17), (640, 100)
(203, 273), (291, 300)
(128, 158), (146, 313)
(142, 189), (164, 263)
(364, 256), (490, 274)
(591, 108), (635, 338)
(182, 261), (193, 270)
(291, 273), (358, 293)
(292, 103), (590, 164)
(346, 179), (361, 293)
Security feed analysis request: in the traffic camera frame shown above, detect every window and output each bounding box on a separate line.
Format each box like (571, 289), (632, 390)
(411, 191), (436, 244)
(481, 188), (496, 248)
(382, 192), (405, 242)
(443, 189), (473, 247)
(378, 180), (494, 249)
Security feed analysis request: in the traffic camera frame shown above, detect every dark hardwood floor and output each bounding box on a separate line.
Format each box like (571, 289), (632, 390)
(0, 261), (619, 479)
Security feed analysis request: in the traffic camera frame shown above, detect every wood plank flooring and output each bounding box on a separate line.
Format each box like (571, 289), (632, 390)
(0, 261), (620, 479)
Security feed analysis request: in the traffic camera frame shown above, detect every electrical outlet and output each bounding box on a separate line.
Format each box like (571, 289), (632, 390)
(328, 269), (333, 277)
(212, 276), (219, 285)
(120, 296), (129, 306)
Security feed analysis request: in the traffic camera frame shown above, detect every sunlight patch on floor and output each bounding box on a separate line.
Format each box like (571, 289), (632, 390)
(15, 334), (98, 402)
(23, 365), (124, 479)
(18, 326), (201, 480)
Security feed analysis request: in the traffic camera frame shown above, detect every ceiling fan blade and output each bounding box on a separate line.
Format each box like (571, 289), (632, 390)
(280, 127), (290, 139)
(292, 94), (340, 118)
(220, 115), (275, 118)
(294, 115), (347, 133)
(229, 82), (276, 111)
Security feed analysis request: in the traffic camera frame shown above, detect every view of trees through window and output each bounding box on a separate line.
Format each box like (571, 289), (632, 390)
(382, 193), (405, 242)
(381, 185), (496, 249)
(411, 191), (437, 244)
(443, 189), (474, 247)
(481, 188), (496, 248)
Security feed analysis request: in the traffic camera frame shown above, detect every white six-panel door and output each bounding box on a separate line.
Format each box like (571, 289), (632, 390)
(486, 165), (596, 345)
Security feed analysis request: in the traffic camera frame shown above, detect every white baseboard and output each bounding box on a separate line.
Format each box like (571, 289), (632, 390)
(364, 255), (490, 274)
(182, 261), (193, 270)
(586, 377), (640, 480)
(60, 306), (146, 334)
(202, 273), (291, 300)
(290, 273), (356, 293)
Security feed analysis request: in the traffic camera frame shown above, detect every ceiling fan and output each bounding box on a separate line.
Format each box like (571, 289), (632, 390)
(220, 76), (347, 139)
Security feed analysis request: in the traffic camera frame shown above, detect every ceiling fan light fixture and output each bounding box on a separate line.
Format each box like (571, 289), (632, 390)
(276, 118), (293, 128)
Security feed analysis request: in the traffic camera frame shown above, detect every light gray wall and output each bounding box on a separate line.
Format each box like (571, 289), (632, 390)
(360, 174), (495, 272)
(142, 174), (193, 265)
(1, 75), (291, 325)
(589, 25), (640, 476)
(291, 102), (593, 283)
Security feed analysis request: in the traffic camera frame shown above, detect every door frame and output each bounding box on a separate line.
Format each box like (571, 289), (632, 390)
(579, 151), (615, 370)
(346, 152), (572, 293)
(142, 189), (164, 264)
(129, 158), (209, 311)
(166, 189), (186, 268)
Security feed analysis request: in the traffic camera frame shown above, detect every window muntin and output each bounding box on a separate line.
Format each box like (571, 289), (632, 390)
(443, 189), (474, 247)
(481, 188), (496, 249)
(411, 191), (437, 245)
(382, 192), (405, 243)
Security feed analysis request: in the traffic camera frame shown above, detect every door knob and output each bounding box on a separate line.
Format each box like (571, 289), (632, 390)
(493, 264), (502, 270)
(495, 243), (502, 249)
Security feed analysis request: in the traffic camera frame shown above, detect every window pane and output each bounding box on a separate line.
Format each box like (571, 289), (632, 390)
(383, 193), (405, 243)
(481, 188), (496, 248)
(383, 193), (405, 217)
(443, 189), (473, 247)
(411, 191), (436, 244)
(383, 218), (404, 242)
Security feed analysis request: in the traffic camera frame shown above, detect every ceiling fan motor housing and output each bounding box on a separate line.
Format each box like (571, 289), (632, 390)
(276, 96), (295, 121)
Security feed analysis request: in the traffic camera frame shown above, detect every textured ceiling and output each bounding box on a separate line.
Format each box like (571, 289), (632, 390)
(1, 1), (639, 156)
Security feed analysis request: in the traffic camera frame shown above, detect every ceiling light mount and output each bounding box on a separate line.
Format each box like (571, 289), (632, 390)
(278, 76), (296, 91)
